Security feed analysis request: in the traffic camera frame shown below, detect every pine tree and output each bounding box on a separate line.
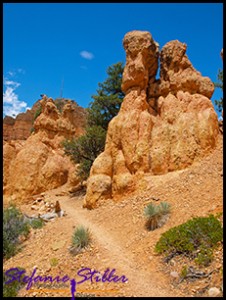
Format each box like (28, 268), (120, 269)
(214, 69), (223, 112)
(87, 62), (124, 130)
(63, 62), (124, 181)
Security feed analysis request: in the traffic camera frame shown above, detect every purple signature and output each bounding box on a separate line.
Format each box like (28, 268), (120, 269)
(4, 267), (128, 299)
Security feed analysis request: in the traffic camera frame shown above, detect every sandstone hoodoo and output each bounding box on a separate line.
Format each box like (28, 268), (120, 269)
(84, 30), (219, 209)
(3, 96), (86, 142)
(3, 96), (86, 203)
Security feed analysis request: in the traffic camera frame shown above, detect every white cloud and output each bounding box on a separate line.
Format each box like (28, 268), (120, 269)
(4, 80), (20, 88)
(8, 71), (15, 77)
(7, 68), (25, 77)
(3, 78), (29, 117)
(80, 50), (94, 60)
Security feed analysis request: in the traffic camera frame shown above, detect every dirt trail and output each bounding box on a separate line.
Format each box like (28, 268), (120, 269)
(61, 196), (177, 297)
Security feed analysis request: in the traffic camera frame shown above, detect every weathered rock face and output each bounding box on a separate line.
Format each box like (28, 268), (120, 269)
(84, 30), (219, 209)
(3, 97), (86, 141)
(3, 97), (86, 203)
(3, 111), (34, 141)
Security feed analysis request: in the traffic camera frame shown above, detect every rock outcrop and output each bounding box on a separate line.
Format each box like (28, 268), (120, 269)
(3, 97), (86, 141)
(84, 30), (219, 209)
(3, 96), (86, 203)
(3, 111), (35, 141)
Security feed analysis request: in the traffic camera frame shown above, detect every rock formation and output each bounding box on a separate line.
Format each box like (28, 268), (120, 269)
(3, 97), (86, 141)
(3, 96), (86, 203)
(84, 30), (219, 209)
(3, 110), (35, 141)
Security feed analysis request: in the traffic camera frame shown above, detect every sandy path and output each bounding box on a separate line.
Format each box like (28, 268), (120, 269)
(61, 195), (176, 297)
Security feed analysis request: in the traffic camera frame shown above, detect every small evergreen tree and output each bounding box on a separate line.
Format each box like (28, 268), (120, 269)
(87, 62), (124, 130)
(214, 68), (223, 112)
(63, 62), (124, 181)
(63, 126), (106, 181)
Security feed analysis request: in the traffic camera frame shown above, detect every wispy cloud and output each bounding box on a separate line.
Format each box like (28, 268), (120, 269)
(3, 76), (29, 117)
(80, 50), (94, 60)
(17, 68), (25, 74)
(7, 68), (25, 78)
(7, 70), (16, 77)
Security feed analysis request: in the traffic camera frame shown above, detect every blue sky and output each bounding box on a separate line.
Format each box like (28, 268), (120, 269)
(3, 3), (223, 118)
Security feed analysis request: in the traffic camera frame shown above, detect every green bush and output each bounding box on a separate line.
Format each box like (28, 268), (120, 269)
(29, 218), (45, 229)
(180, 265), (188, 279)
(3, 205), (45, 259)
(144, 202), (171, 230)
(63, 126), (106, 181)
(3, 267), (26, 297)
(30, 127), (35, 134)
(155, 215), (223, 265)
(159, 202), (171, 215)
(214, 68), (223, 112)
(63, 62), (124, 182)
(54, 98), (65, 113)
(70, 226), (91, 254)
(3, 205), (30, 259)
(194, 247), (213, 267)
(33, 106), (42, 121)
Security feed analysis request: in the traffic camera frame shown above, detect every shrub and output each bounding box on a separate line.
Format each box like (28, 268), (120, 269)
(30, 127), (35, 134)
(180, 265), (188, 279)
(144, 202), (171, 230)
(33, 106), (42, 121)
(63, 62), (124, 182)
(159, 202), (171, 215)
(3, 205), (30, 259)
(194, 247), (213, 267)
(54, 98), (65, 113)
(3, 267), (26, 297)
(29, 218), (45, 229)
(70, 226), (91, 255)
(63, 126), (106, 181)
(214, 68), (223, 112)
(155, 214), (223, 265)
(50, 257), (59, 267)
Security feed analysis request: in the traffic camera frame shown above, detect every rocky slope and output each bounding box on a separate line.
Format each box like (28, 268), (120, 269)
(3, 133), (223, 297)
(3, 96), (87, 203)
(84, 30), (219, 209)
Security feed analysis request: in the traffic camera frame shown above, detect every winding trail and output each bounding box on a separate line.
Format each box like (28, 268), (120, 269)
(61, 195), (177, 297)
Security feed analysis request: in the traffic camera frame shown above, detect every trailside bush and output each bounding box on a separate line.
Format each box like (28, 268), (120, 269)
(3, 205), (45, 259)
(3, 205), (30, 259)
(144, 202), (171, 230)
(63, 126), (106, 181)
(69, 225), (92, 256)
(3, 267), (26, 297)
(155, 214), (223, 266)
(72, 226), (91, 249)
(29, 218), (45, 229)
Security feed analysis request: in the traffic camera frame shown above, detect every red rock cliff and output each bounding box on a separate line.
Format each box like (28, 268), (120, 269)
(3, 96), (87, 203)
